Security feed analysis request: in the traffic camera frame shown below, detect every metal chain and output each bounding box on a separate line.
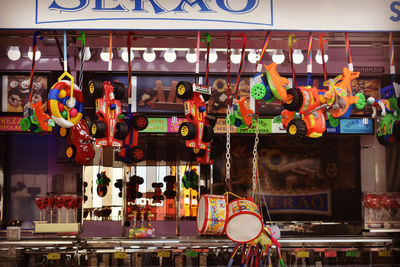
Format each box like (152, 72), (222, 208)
(226, 32), (231, 103)
(252, 116), (259, 195)
(225, 106), (232, 191)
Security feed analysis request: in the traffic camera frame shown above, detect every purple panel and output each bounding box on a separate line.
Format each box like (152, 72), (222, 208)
(81, 220), (122, 237)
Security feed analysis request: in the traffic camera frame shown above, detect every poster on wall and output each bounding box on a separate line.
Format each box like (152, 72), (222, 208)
(1, 75), (48, 113)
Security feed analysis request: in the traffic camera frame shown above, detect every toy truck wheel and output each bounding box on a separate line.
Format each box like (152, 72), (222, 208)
(65, 145), (76, 159)
(179, 122), (197, 140)
(287, 119), (307, 139)
(152, 183), (158, 188)
(176, 81), (193, 99)
(90, 120), (106, 138)
(132, 114), (148, 131)
(131, 175), (144, 184)
(202, 125), (214, 142)
(193, 148), (206, 157)
(207, 115), (217, 128)
(111, 82), (126, 100)
(158, 182), (164, 187)
(164, 175), (175, 183)
(59, 127), (69, 138)
(88, 80), (104, 99)
(115, 120), (129, 140)
(251, 83), (266, 100)
(129, 145), (146, 162)
(284, 88), (303, 111)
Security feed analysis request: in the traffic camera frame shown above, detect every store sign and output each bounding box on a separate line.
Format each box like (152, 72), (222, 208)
(340, 118), (374, 134)
(0, 0), (398, 30)
(0, 116), (23, 132)
(353, 66), (385, 73)
(258, 191), (331, 215)
(141, 118), (168, 133)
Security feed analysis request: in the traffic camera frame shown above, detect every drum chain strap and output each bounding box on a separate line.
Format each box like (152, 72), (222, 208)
(225, 106), (232, 191)
(252, 117), (259, 195)
(226, 32), (232, 103)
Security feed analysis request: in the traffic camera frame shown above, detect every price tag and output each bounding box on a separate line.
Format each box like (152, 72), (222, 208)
(48, 253), (61, 260)
(324, 251), (337, 258)
(185, 250), (199, 258)
(346, 251), (359, 257)
(379, 250), (391, 257)
(157, 251), (171, 258)
(296, 251), (309, 258)
(114, 252), (127, 259)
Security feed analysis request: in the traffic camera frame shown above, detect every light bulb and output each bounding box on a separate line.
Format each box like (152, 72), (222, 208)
(230, 49), (241, 64)
(315, 50), (328, 64)
(28, 47), (41, 61)
(164, 48), (176, 63)
(79, 47), (91, 62)
(247, 49), (259, 64)
(7, 46), (21, 61)
(121, 47), (134, 62)
(272, 49), (285, 64)
(292, 49), (304, 64)
(186, 48), (197, 63)
(208, 49), (218, 64)
(143, 48), (156, 62)
(100, 47), (113, 62)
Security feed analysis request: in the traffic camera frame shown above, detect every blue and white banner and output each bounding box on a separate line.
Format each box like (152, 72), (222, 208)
(340, 118), (374, 134)
(0, 0), (398, 30)
(257, 191), (331, 215)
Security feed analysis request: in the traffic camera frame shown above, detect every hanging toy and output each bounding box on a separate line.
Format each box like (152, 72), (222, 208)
(176, 32), (214, 165)
(48, 31), (84, 128)
(126, 175), (144, 202)
(96, 171), (111, 197)
(163, 175), (176, 199)
(151, 182), (164, 203)
(20, 31), (55, 133)
(367, 32), (400, 145)
(114, 179), (123, 198)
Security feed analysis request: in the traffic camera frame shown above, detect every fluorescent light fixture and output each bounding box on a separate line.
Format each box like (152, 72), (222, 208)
(147, 246), (157, 250)
(292, 49), (304, 64)
(45, 246), (55, 249)
(121, 47), (134, 62)
(28, 47), (41, 61)
(100, 47), (113, 62)
(164, 48), (176, 63)
(79, 47), (91, 62)
(143, 48), (156, 62)
(315, 49), (328, 64)
(59, 247), (67, 250)
(186, 48), (197, 63)
(272, 49), (285, 64)
(7, 46), (21, 61)
(130, 246), (140, 249)
(230, 49), (241, 64)
(114, 246), (124, 250)
(247, 49), (259, 64)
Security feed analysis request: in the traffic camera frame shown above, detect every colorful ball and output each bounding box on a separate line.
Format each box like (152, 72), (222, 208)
(61, 110), (68, 119)
(69, 108), (78, 117)
(58, 90), (67, 99)
(58, 102), (65, 112)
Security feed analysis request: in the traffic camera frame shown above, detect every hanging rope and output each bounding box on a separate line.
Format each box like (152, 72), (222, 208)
(108, 31), (113, 71)
(78, 32), (86, 90)
(27, 31), (42, 103)
(288, 34), (297, 89)
(196, 31), (201, 80)
(203, 33), (211, 86)
(388, 32), (399, 98)
(344, 32), (353, 71)
(306, 32), (313, 87)
(257, 31), (272, 67)
(232, 33), (247, 102)
(319, 34), (328, 82)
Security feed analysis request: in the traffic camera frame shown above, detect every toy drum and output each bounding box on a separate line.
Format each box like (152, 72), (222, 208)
(225, 198), (263, 243)
(197, 194), (227, 235)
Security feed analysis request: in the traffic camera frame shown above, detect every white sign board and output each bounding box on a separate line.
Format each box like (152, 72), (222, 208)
(0, 0), (399, 31)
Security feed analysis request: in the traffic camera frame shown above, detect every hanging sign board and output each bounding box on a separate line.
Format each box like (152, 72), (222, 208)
(0, 0), (398, 31)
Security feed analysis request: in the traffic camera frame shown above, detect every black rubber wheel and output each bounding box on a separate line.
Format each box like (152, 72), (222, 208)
(129, 145), (146, 162)
(193, 148), (206, 157)
(59, 127), (69, 138)
(90, 120), (106, 138)
(115, 120), (129, 140)
(179, 122), (197, 140)
(164, 175), (175, 183)
(164, 191), (177, 199)
(88, 80), (104, 99)
(152, 182), (158, 188)
(393, 121), (400, 142)
(202, 93), (211, 102)
(202, 125), (214, 142)
(207, 115), (217, 128)
(176, 81), (193, 99)
(130, 175), (144, 184)
(287, 119), (307, 139)
(112, 82), (126, 100)
(283, 88), (303, 111)
(132, 114), (148, 131)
